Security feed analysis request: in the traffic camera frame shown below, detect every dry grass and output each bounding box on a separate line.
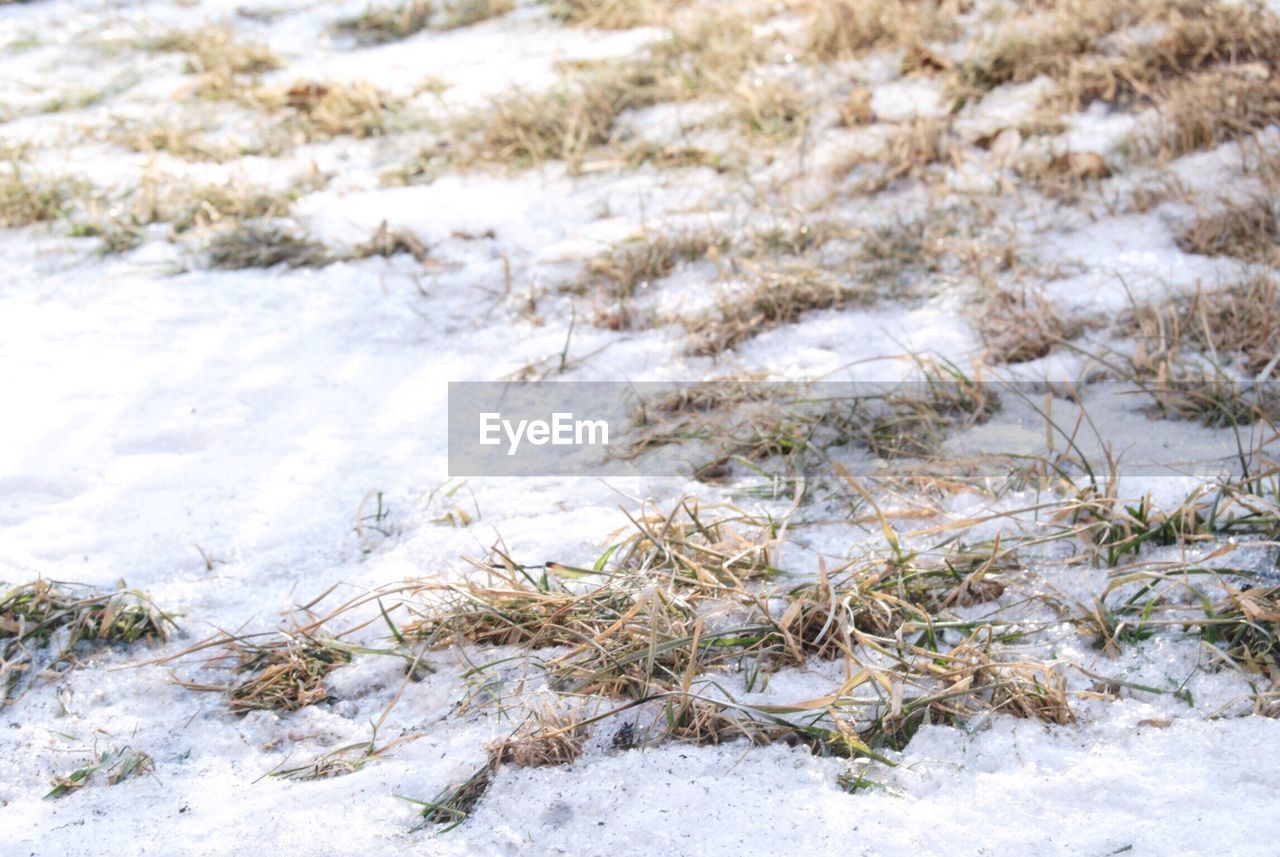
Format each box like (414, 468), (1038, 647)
(547, 0), (667, 29)
(134, 178), (296, 234)
(686, 265), (865, 355)
(1, 580), (175, 703)
(952, 0), (1280, 162)
(46, 746), (155, 799)
(433, 7), (761, 173)
(204, 222), (331, 269)
(1129, 275), (1280, 382)
(107, 119), (242, 163)
(1149, 70), (1280, 159)
(723, 77), (811, 144)
(335, 1), (435, 44)
(353, 221), (433, 264)
(798, 0), (956, 61)
(255, 81), (400, 141)
(1176, 196), (1280, 265)
(977, 288), (1089, 364)
(335, 0), (513, 44)
(568, 228), (726, 302)
(178, 630), (354, 713)
(836, 118), (954, 189)
(0, 162), (84, 228)
(150, 25), (283, 98)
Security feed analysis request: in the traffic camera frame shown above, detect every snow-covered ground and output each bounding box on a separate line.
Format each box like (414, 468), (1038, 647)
(1, 0), (1278, 854)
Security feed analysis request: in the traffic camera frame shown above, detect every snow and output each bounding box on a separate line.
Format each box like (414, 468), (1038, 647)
(1, 0), (1278, 854)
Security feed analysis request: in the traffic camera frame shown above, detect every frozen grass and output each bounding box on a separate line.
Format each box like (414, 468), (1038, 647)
(0, 161), (84, 227)
(148, 25), (283, 98)
(799, 0), (956, 61)
(253, 81), (400, 141)
(175, 629), (354, 713)
(335, 0), (515, 43)
(45, 746), (155, 800)
(0, 580), (175, 703)
(204, 222), (331, 269)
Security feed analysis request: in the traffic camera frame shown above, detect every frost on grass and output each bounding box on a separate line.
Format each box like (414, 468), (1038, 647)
(0, 581), (175, 703)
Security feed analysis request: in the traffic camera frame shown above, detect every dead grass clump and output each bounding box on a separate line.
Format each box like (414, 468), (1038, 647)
(838, 118), (953, 188)
(491, 709), (587, 767)
(1130, 276), (1280, 381)
(569, 229), (726, 300)
(179, 631), (353, 713)
(686, 266), (864, 355)
(412, 708), (585, 830)
(956, 0), (1280, 134)
(854, 362), (997, 459)
(69, 217), (146, 255)
(800, 0), (954, 61)
(1151, 71), (1280, 159)
(942, 641), (1075, 725)
(141, 180), (294, 233)
(439, 8), (760, 172)
(46, 746), (155, 799)
(1176, 197), (1280, 265)
(547, 0), (664, 29)
(152, 25), (283, 97)
(335, 0), (513, 43)
(725, 77), (811, 143)
(605, 498), (779, 586)
(204, 223), (330, 269)
(954, 12), (1100, 96)
(261, 81), (398, 141)
(402, 575), (640, 649)
(1203, 585), (1279, 675)
(335, 1), (434, 44)
(438, 0), (515, 29)
(654, 694), (794, 746)
(353, 220), (433, 263)
(977, 289), (1088, 364)
(0, 163), (83, 227)
(1, 580), (175, 702)
(1015, 150), (1112, 199)
(108, 119), (239, 163)
(446, 65), (646, 171)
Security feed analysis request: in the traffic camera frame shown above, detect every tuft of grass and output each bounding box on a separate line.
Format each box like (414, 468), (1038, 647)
(977, 288), (1088, 364)
(1176, 196), (1280, 266)
(567, 228), (727, 300)
(547, 0), (665, 29)
(799, 0), (954, 61)
(0, 162), (84, 228)
(1129, 275), (1280, 384)
(685, 265), (866, 355)
(336, 0), (514, 43)
(150, 25), (283, 98)
(180, 630), (354, 713)
(1, 580), (175, 703)
(409, 708), (586, 831)
(1149, 70), (1280, 159)
(107, 119), (240, 163)
(335, 1), (435, 44)
(204, 223), (331, 270)
(46, 746), (155, 799)
(430, 7), (761, 173)
(257, 81), (399, 141)
(353, 221), (433, 264)
(135, 178), (296, 234)
(723, 77), (811, 144)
